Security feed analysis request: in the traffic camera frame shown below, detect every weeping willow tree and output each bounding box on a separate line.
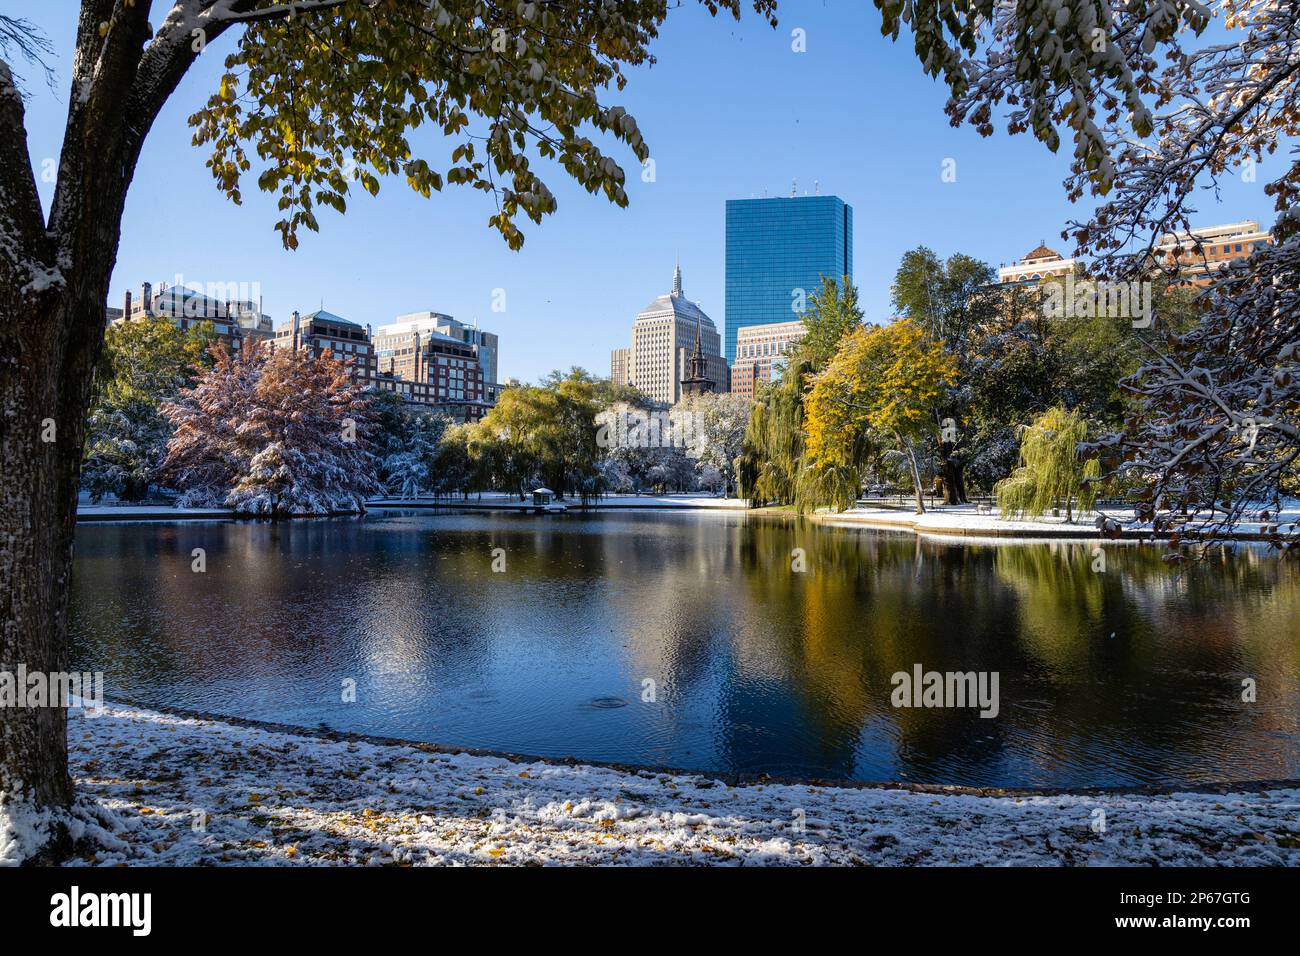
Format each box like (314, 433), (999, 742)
(994, 407), (1101, 522)
(737, 277), (863, 508)
(794, 428), (873, 513)
(737, 384), (803, 506)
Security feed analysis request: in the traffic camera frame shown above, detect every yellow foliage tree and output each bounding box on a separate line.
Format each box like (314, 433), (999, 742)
(806, 319), (957, 514)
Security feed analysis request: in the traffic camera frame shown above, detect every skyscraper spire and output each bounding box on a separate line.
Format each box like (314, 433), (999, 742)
(672, 256), (682, 297)
(680, 311), (715, 399)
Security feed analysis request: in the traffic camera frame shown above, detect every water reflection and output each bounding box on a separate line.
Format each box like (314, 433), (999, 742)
(69, 511), (1300, 787)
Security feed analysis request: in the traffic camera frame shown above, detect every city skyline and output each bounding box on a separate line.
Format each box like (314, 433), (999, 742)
(5, 0), (1297, 884)
(18, 2), (1279, 385)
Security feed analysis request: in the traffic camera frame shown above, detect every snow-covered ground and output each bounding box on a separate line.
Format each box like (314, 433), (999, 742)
(584, 493), (746, 509)
(74, 493), (744, 520)
(822, 502), (1300, 542)
(74, 491), (232, 520)
(73, 494), (1299, 540)
(369, 491), (746, 510)
(75, 504), (233, 519)
(5, 702), (1295, 866)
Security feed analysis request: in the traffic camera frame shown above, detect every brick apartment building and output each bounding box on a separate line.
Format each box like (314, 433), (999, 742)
(273, 309), (378, 387)
(109, 280), (274, 351)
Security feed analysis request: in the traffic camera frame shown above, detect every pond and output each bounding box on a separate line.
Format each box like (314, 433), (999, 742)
(69, 510), (1300, 788)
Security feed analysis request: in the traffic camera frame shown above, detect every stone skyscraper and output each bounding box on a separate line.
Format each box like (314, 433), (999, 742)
(610, 261), (727, 405)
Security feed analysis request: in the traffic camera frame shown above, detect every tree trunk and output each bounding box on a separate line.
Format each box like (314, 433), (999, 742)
(899, 435), (926, 515)
(938, 440), (967, 505)
(1, 282), (112, 857)
(0, 0), (183, 860)
(0, 333), (74, 823)
(123, 475), (148, 502)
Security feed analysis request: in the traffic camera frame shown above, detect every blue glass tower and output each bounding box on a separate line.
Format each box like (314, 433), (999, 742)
(724, 195), (853, 363)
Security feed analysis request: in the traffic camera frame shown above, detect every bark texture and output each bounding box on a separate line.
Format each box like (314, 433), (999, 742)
(0, 0), (212, 858)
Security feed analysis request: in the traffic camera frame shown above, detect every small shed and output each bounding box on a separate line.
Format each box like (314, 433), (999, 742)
(532, 487), (555, 507)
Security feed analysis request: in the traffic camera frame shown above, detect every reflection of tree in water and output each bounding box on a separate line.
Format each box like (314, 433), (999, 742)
(731, 519), (1300, 784)
(732, 518), (1023, 780)
(991, 542), (1112, 661)
(991, 541), (1300, 783)
(73, 517), (510, 700)
(389, 513), (734, 697)
(70, 514), (1300, 786)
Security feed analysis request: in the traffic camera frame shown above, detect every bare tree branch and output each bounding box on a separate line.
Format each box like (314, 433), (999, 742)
(0, 14), (57, 92)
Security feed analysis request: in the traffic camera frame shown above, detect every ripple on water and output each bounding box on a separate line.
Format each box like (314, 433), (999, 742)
(66, 511), (1300, 788)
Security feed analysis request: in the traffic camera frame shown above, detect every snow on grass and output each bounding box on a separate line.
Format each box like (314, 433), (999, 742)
(369, 492), (747, 510)
(0, 790), (53, 866)
(827, 502), (1300, 540)
(76, 504), (233, 517)
(1, 783), (128, 867)
(55, 703), (1300, 866)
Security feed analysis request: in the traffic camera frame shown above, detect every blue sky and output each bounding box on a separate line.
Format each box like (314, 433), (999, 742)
(16, 1), (1279, 383)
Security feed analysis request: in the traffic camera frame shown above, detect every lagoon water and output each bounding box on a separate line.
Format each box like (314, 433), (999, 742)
(69, 510), (1300, 787)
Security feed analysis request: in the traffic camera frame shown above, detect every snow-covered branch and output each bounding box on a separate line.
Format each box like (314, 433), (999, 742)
(880, 2), (1300, 549)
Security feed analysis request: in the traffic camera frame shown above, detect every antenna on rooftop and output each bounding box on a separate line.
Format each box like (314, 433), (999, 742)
(814, 179), (820, 196)
(791, 178), (797, 197)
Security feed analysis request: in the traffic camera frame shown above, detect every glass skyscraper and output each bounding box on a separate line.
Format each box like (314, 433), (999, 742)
(724, 195), (853, 363)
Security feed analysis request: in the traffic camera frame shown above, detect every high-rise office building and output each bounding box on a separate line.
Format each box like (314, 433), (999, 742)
(724, 194), (852, 362)
(610, 261), (728, 405)
(610, 347), (630, 387)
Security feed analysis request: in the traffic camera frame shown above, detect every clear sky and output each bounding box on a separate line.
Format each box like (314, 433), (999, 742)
(16, 1), (1279, 383)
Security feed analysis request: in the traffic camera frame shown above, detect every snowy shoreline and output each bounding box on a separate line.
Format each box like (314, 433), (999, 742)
(75, 495), (1298, 544)
(6, 702), (1296, 866)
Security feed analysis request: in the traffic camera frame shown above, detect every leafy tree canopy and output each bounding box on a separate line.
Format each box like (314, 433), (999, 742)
(805, 317), (957, 513)
(81, 317), (218, 501)
(193, 0), (777, 250)
(891, 247), (998, 353)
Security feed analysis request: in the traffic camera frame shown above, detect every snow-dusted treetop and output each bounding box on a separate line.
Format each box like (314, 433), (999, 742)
(878, 1), (1300, 549)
